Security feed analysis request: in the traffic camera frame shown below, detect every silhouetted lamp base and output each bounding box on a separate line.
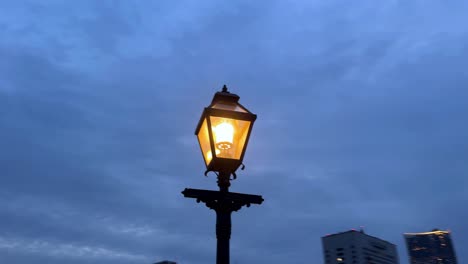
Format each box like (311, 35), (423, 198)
(182, 172), (263, 264)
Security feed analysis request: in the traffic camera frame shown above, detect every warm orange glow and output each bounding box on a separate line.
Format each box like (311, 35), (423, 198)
(209, 116), (251, 160)
(213, 121), (234, 150)
(404, 230), (450, 236)
(206, 149), (221, 162)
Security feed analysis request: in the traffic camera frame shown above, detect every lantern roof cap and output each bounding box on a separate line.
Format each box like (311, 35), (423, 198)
(211, 85), (240, 104)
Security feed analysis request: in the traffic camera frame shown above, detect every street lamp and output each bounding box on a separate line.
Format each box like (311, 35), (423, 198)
(195, 85), (257, 188)
(182, 85), (264, 264)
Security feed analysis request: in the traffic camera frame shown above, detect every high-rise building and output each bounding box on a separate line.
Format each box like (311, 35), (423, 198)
(404, 229), (457, 264)
(322, 229), (399, 264)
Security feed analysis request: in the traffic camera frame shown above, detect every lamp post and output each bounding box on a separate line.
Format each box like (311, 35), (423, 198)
(182, 85), (264, 264)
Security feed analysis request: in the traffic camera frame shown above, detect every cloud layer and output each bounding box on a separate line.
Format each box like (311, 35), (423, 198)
(1, 1), (467, 263)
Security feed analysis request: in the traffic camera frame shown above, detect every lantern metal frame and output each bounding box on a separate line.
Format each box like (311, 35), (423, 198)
(194, 85), (257, 175)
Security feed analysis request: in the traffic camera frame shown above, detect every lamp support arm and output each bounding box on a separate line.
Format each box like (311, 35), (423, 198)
(182, 172), (263, 264)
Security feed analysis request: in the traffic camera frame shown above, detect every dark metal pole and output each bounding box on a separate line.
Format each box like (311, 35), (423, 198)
(216, 209), (231, 264)
(217, 171), (230, 192)
(216, 171), (231, 264)
(182, 173), (263, 264)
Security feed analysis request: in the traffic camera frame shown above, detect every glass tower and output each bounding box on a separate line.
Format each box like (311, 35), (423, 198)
(404, 229), (457, 264)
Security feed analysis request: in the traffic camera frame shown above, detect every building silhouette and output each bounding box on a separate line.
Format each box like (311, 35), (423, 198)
(154, 261), (176, 264)
(404, 229), (457, 264)
(322, 229), (399, 264)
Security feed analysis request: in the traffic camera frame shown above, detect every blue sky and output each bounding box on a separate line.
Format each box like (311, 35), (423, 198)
(1, 1), (467, 263)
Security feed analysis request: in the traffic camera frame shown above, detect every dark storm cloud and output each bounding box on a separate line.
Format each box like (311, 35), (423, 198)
(1, 1), (468, 264)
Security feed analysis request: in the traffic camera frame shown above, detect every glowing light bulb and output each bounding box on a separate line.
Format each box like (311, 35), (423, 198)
(213, 121), (234, 150)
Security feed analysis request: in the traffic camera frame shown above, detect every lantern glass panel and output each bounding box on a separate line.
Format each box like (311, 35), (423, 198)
(211, 102), (248, 113)
(209, 116), (251, 160)
(197, 118), (213, 166)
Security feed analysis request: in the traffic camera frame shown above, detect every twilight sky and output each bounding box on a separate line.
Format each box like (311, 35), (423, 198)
(1, 1), (468, 264)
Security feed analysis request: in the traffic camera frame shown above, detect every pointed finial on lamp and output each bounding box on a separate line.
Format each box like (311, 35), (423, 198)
(211, 84), (238, 104)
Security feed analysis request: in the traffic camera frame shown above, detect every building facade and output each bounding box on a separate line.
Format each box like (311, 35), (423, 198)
(404, 229), (457, 264)
(322, 229), (399, 264)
